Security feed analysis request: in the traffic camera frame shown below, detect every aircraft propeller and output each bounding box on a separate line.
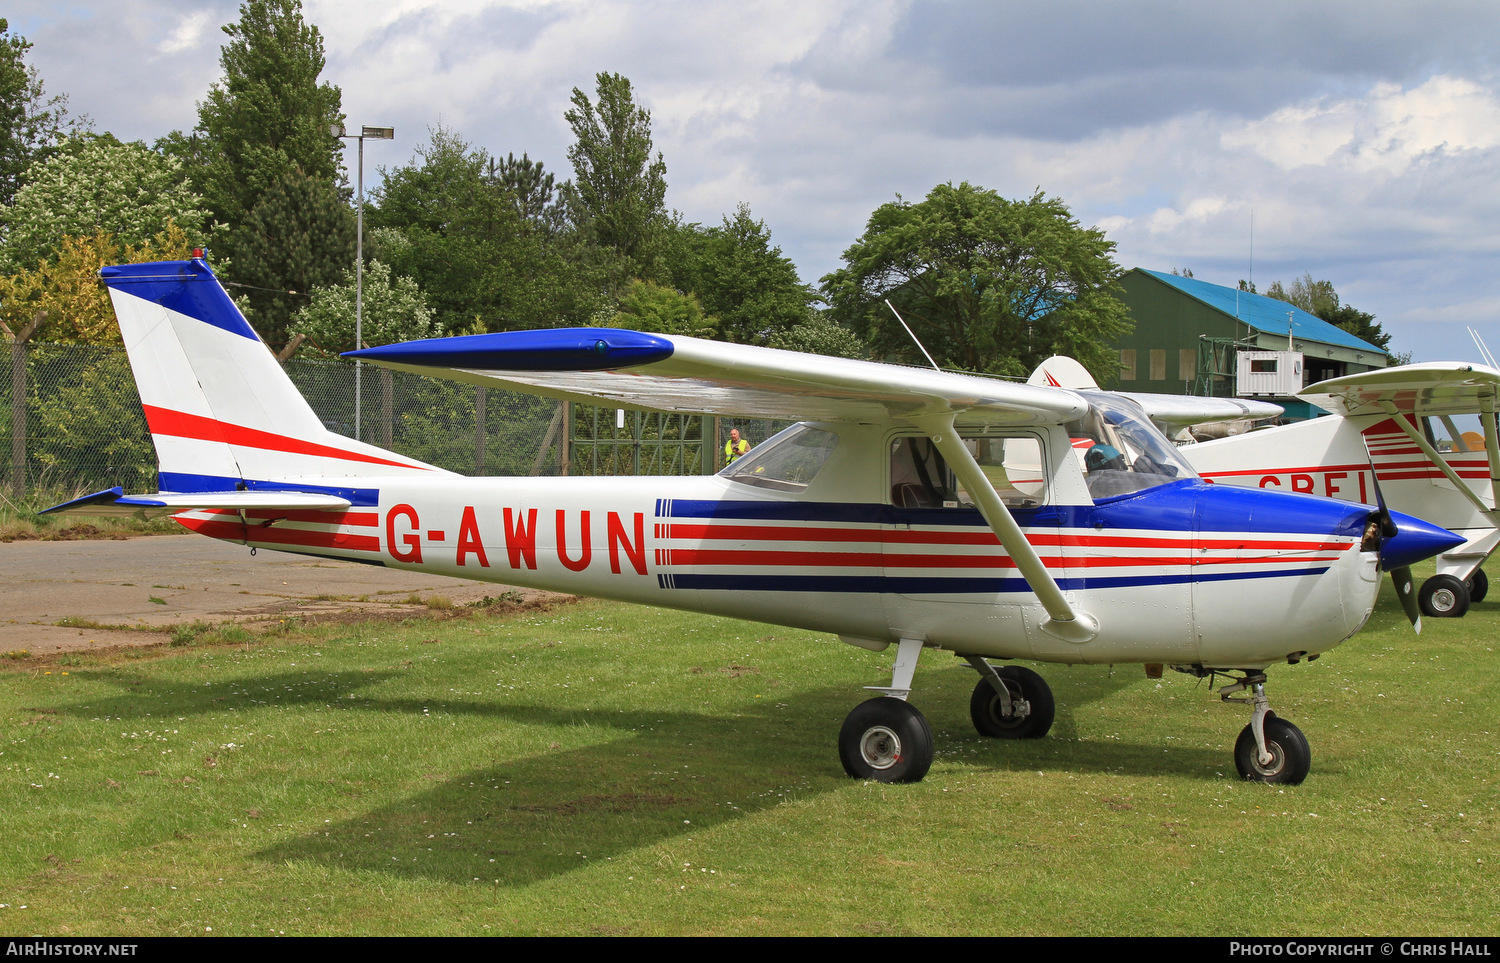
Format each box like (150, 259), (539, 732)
(1366, 471), (1451, 632)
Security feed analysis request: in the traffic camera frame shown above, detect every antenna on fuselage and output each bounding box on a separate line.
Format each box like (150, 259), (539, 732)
(885, 299), (941, 372)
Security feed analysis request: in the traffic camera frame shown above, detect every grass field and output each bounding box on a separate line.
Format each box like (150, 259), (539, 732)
(0, 580), (1494, 936)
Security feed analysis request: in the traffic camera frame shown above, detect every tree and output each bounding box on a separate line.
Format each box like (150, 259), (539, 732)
(0, 135), (211, 273)
(0, 226), (196, 344)
(822, 183), (1131, 381)
(671, 204), (818, 345)
(189, 0), (352, 338)
(193, 0), (344, 231)
(291, 259), (439, 353)
(0, 18), (80, 211)
(1266, 273), (1391, 351)
(232, 168), (355, 342)
(765, 312), (867, 359)
(562, 72), (668, 281)
(370, 126), (612, 333)
(611, 279), (715, 338)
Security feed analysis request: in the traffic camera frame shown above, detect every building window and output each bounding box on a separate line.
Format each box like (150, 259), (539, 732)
(1179, 348), (1196, 382)
(1120, 349), (1136, 381)
(1150, 349), (1166, 380)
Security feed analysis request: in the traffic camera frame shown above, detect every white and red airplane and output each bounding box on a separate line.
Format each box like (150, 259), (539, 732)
(47, 259), (1462, 785)
(1178, 364), (1500, 620)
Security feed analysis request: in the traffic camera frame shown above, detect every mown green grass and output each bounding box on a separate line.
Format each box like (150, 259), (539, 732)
(0, 582), (1494, 936)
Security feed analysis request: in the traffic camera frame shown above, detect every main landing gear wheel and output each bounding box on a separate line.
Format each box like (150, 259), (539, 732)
(838, 697), (934, 783)
(1419, 574), (1470, 618)
(970, 665), (1055, 739)
(1465, 568), (1488, 603)
(1233, 713), (1311, 785)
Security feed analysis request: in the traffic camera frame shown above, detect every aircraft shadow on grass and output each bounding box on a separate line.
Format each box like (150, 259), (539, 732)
(56, 661), (1242, 887)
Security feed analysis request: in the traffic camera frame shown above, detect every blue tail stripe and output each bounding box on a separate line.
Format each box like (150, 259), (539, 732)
(100, 260), (260, 342)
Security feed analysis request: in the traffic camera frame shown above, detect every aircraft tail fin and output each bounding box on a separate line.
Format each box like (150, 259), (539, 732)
(101, 258), (442, 494)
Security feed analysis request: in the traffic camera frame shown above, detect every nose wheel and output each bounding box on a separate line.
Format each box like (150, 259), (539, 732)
(1220, 672), (1311, 785)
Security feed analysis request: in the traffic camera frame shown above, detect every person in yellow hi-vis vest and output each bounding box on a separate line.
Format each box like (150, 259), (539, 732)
(724, 427), (750, 463)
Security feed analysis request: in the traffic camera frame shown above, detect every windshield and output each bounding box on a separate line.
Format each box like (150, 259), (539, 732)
(720, 423), (839, 492)
(1068, 391), (1198, 498)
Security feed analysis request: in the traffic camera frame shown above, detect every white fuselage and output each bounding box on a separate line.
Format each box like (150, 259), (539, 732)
(177, 421), (1382, 670)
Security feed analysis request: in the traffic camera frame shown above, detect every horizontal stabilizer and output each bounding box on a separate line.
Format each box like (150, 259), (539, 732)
(42, 487), (352, 520)
(1028, 356), (1282, 428)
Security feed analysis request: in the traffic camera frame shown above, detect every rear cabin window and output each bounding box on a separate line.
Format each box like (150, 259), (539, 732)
(890, 434), (1046, 509)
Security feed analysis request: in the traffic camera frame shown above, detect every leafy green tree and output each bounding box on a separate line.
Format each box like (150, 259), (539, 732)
(562, 72), (668, 281)
(0, 135), (211, 273)
(1266, 273), (1391, 351)
(611, 279), (715, 337)
(232, 168), (355, 342)
(0, 18), (80, 211)
(193, 0), (344, 231)
(822, 183), (1130, 382)
(292, 259), (440, 353)
(671, 204), (818, 345)
(187, 0), (352, 340)
(0, 226), (197, 344)
(493, 152), (560, 230)
(370, 127), (613, 333)
(766, 312), (867, 359)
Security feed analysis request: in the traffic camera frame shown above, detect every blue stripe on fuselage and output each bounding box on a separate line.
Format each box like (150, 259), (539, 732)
(662, 480), (1373, 538)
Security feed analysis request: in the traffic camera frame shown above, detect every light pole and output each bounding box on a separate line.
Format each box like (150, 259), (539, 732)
(332, 124), (394, 441)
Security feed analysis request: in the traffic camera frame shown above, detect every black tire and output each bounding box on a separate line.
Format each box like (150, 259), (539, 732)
(1419, 574), (1470, 618)
(1234, 714), (1311, 785)
(969, 665), (1056, 739)
(838, 697), (934, 783)
(1466, 568), (1488, 603)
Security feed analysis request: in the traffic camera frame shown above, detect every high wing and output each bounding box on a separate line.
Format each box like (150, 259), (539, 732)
(1026, 355), (1282, 431)
(1299, 362), (1500, 418)
(350, 328), (1101, 640)
(348, 329), (1087, 428)
(1301, 362), (1500, 529)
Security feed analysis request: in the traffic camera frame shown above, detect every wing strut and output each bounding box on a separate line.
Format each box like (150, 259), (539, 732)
(1378, 402), (1498, 519)
(914, 413), (1099, 643)
(1481, 396), (1500, 512)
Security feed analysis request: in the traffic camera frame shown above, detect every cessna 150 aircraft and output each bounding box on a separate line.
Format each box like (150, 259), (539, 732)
(47, 259), (1462, 785)
(1179, 364), (1500, 621)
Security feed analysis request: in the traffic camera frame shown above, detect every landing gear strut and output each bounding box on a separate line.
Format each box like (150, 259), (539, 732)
(1220, 672), (1311, 785)
(966, 659), (1055, 739)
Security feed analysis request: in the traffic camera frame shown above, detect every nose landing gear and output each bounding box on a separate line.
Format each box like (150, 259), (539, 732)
(1220, 672), (1311, 785)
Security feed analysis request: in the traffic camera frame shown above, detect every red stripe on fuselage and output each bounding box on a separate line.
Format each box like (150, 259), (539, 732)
(177, 515), (381, 553)
(666, 522), (1345, 553)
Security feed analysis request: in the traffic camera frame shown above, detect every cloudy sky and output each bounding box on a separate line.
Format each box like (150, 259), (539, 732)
(8, 0), (1500, 361)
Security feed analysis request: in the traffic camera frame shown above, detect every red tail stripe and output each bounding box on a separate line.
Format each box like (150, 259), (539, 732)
(143, 405), (428, 471)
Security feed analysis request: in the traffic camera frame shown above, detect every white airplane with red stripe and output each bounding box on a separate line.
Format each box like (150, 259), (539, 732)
(46, 259), (1462, 785)
(1181, 364), (1500, 620)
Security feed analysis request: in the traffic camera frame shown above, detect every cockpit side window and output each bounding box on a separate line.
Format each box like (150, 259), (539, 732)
(1067, 390), (1195, 498)
(890, 433), (1047, 509)
(721, 424), (839, 492)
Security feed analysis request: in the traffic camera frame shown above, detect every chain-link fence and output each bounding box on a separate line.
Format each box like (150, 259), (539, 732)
(2, 343), (789, 502)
